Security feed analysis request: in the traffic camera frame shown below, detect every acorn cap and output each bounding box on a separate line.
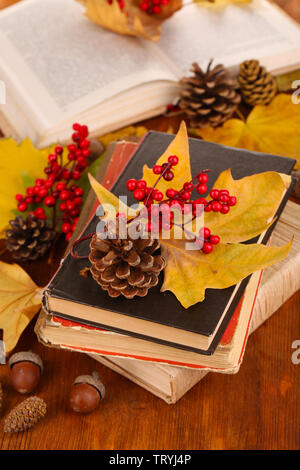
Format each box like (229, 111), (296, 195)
(73, 372), (105, 400)
(9, 351), (43, 373)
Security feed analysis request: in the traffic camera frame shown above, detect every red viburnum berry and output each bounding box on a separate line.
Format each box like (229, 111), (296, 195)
(196, 184), (207, 195)
(44, 195), (56, 207)
(168, 155), (179, 166)
(163, 171), (174, 181)
(26, 187), (34, 196)
(209, 189), (220, 200)
(200, 227), (211, 239)
(197, 173), (209, 184)
(133, 189), (145, 201)
(136, 179), (147, 189)
(55, 145), (63, 155)
(210, 235), (220, 245)
(48, 154), (57, 163)
(62, 223), (72, 234)
(153, 165), (162, 175)
(228, 196), (237, 206)
(17, 202), (27, 212)
(74, 187), (84, 197)
(181, 191), (191, 201)
(183, 182), (193, 191)
(211, 201), (222, 212)
(166, 188), (177, 198)
(126, 179), (137, 191)
(202, 242), (213, 254)
(59, 190), (69, 201)
(220, 204), (230, 214)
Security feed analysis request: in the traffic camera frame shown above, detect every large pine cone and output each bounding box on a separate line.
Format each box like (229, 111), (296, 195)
(238, 59), (277, 106)
(4, 396), (47, 433)
(89, 225), (166, 299)
(179, 61), (241, 128)
(6, 214), (55, 261)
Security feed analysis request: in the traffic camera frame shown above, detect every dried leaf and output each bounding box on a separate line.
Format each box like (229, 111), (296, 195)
(77, 0), (182, 42)
(193, 94), (300, 169)
(0, 261), (42, 353)
(161, 239), (292, 308)
(0, 138), (57, 236)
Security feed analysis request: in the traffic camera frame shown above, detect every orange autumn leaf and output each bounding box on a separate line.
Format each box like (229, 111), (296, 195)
(0, 262), (42, 353)
(77, 0), (182, 42)
(193, 94), (300, 170)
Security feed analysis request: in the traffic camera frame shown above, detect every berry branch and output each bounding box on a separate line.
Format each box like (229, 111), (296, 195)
(125, 155), (237, 254)
(15, 124), (92, 242)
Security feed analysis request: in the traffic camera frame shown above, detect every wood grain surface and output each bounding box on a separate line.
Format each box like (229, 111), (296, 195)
(0, 0), (299, 451)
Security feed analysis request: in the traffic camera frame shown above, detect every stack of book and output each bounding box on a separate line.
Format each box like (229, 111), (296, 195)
(36, 132), (300, 403)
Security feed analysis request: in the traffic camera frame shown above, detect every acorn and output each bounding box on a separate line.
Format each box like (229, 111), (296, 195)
(69, 372), (105, 414)
(9, 351), (43, 394)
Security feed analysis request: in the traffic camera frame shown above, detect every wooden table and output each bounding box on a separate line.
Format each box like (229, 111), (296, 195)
(0, 0), (300, 451)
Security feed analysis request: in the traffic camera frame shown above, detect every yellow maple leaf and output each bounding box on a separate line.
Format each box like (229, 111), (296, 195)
(77, 0), (182, 42)
(0, 138), (57, 237)
(161, 239), (291, 308)
(205, 169), (286, 243)
(0, 261), (42, 353)
(193, 94), (300, 170)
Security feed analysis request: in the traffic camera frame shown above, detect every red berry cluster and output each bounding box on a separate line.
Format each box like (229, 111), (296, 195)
(15, 123), (90, 242)
(139, 0), (170, 15)
(125, 156), (237, 254)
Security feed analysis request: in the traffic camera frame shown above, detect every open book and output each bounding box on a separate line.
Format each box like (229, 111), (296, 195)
(0, 0), (300, 146)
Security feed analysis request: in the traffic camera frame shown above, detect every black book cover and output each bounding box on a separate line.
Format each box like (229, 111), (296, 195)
(44, 133), (296, 355)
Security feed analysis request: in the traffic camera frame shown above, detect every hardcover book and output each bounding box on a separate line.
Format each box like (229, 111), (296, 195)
(43, 132), (295, 357)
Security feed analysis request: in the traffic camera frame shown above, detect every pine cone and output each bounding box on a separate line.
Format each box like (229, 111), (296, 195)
(6, 214), (55, 261)
(238, 59), (277, 106)
(0, 383), (3, 415)
(4, 396), (47, 433)
(179, 60), (241, 128)
(89, 223), (166, 299)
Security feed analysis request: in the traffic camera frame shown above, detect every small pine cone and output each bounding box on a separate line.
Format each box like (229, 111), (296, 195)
(238, 59), (277, 106)
(179, 60), (241, 128)
(6, 214), (55, 261)
(89, 222), (166, 299)
(4, 396), (47, 433)
(0, 383), (3, 414)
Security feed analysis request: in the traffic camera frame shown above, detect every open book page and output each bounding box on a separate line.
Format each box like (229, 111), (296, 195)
(156, 0), (300, 76)
(0, 0), (177, 130)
